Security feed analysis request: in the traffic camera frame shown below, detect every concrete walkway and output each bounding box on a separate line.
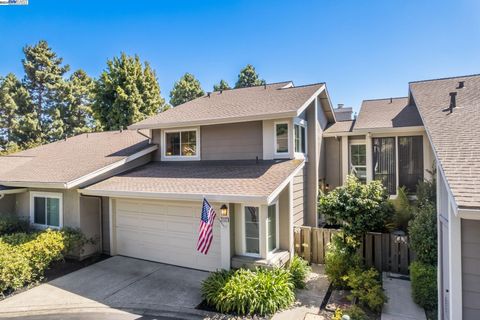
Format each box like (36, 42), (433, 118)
(272, 264), (329, 320)
(381, 273), (426, 320)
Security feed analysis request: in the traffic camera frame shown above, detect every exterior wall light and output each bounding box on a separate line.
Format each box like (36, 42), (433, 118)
(220, 204), (228, 217)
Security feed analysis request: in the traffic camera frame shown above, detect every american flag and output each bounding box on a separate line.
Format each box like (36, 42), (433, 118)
(196, 198), (217, 254)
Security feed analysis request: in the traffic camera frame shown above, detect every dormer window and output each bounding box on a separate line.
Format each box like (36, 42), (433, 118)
(162, 128), (200, 160)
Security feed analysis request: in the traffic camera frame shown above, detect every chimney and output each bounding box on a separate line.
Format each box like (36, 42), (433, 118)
(449, 92), (457, 113)
(457, 81), (465, 89)
(334, 104), (353, 121)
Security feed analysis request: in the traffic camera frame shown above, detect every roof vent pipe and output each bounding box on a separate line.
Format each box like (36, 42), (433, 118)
(207, 92), (211, 98)
(449, 92), (457, 113)
(264, 84), (267, 89)
(337, 104), (344, 109)
(390, 98), (393, 103)
(457, 81), (465, 89)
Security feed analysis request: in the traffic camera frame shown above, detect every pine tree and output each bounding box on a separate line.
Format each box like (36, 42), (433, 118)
(22, 40), (69, 142)
(93, 53), (165, 130)
(61, 69), (98, 136)
(213, 79), (231, 91)
(169, 73), (205, 107)
(0, 73), (38, 152)
(234, 64), (266, 88)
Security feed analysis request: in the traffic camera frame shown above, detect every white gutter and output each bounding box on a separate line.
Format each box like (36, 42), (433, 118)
(0, 145), (158, 190)
(0, 188), (27, 195)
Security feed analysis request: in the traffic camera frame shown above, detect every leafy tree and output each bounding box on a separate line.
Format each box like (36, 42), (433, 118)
(213, 79), (231, 91)
(61, 70), (99, 136)
(318, 175), (394, 240)
(234, 64), (266, 88)
(22, 40), (69, 142)
(93, 53), (165, 130)
(169, 73), (204, 107)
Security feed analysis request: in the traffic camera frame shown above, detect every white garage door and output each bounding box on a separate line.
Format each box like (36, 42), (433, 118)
(114, 199), (222, 271)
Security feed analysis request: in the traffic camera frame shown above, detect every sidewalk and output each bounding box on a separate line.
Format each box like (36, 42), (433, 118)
(381, 273), (426, 320)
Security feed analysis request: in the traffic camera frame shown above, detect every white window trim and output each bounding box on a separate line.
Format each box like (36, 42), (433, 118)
(161, 127), (201, 161)
(274, 121), (291, 158)
(349, 141), (366, 181)
(241, 204), (262, 258)
(293, 118), (308, 158)
(267, 201), (280, 256)
(29, 191), (63, 229)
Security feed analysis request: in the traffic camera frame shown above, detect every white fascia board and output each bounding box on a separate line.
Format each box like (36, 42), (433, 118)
(0, 145), (158, 190)
(458, 208), (480, 220)
(128, 112), (298, 130)
(0, 188), (27, 195)
(266, 161), (306, 205)
(296, 85), (326, 117)
(322, 126), (425, 138)
(78, 189), (268, 205)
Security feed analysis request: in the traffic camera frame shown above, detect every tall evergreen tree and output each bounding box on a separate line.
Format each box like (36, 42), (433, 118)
(22, 40), (69, 142)
(61, 69), (98, 136)
(0, 74), (29, 152)
(213, 79), (231, 91)
(169, 73), (204, 107)
(93, 53), (165, 130)
(234, 64), (266, 88)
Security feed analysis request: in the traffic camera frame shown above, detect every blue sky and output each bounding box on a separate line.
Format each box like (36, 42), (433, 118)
(1, 0), (479, 112)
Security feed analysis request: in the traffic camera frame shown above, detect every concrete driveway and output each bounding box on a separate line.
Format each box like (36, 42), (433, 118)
(0, 256), (212, 319)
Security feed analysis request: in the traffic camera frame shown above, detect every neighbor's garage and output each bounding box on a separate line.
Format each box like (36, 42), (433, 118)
(112, 199), (221, 271)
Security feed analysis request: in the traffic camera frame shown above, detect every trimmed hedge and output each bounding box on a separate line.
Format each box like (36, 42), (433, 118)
(202, 268), (295, 316)
(0, 229), (66, 293)
(410, 261), (437, 311)
(0, 215), (30, 236)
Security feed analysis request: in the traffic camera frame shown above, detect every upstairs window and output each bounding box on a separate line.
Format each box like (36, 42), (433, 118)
(164, 129), (199, 159)
(294, 124), (306, 153)
(275, 122), (289, 154)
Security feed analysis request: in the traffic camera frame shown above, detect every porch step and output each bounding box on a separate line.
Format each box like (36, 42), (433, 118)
(231, 250), (290, 269)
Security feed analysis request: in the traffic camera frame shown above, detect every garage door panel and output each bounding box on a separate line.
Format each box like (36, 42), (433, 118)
(115, 199), (221, 271)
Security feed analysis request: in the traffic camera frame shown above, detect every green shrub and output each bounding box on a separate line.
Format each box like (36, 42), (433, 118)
(288, 255), (311, 289)
(389, 187), (413, 232)
(0, 229), (66, 293)
(325, 232), (361, 287)
(342, 305), (368, 320)
(0, 215), (30, 235)
(319, 175), (393, 240)
(201, 267), (294, 316)
(61, 227), (95, 255)
(416, 165), (436, 208)
(344, 267), (387, 313)
(409, 203), (437, 265)
(410, 261), (437, 311)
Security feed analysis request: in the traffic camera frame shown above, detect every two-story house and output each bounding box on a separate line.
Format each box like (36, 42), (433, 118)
(0, 81), (335, 271)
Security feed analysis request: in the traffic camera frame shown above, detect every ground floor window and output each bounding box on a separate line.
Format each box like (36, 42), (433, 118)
(350, 143), (367, 183)
(30, 192), (62, 228)
(373, 137), (396, 194)
(244, 206), (260, 255)
(267, 203), (278, 252)
(398, 136), (424, 193)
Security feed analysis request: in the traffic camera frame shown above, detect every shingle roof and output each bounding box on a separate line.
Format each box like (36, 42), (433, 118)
(354, 97), (423, 130)
(129, 82), (326, 129)
(323, 120), (355, 134)
(410, 74), (480, 209)
(0, 131), (153, 186)
(83, 160), (304, 201)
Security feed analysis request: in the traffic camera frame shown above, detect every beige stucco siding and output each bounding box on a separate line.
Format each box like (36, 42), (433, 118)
(79, 196), (102, 257)
(292, 168), (306, 226)
(0, 194), (16, 215)
(201, 121), (263, 160)
(462, 219), (480, 319)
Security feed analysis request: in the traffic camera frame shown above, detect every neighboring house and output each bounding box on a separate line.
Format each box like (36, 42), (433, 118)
(0, 81), (336, 271)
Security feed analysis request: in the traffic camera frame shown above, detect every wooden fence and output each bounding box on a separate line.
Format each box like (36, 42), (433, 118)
(294, 226), (414, 274)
